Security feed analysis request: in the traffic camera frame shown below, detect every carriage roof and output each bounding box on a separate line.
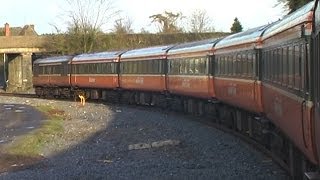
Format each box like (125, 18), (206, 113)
(215, 25), (270, 49)
(120, 45), (173, 59)
(33, 55), (73, 64)
(72, 51), (123, 62)
(167, 38), (220, 55)
(262, 1), (314, 39)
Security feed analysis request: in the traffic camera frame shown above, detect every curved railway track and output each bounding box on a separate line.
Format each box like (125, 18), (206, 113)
(0, 92), (294, 178)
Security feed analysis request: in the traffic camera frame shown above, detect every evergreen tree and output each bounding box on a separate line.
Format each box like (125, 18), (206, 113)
(230, 17), (243, 33)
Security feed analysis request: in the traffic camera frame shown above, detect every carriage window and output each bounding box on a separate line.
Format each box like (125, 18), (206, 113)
(232, 55), (237, 76)
(274, 49), (279, 82)
(294, 45), (301, 90)
(225, 56), (229, 76)
(179, 59), (184, 74)
(288, 46), (294, 87)
(171, 60), (177, 74)
(283, 47), (288, 85)
(168, 60), (173, 74)
(253, 53), (257, 78)
(276, 49), (280, 81)
(122, 63), (126, 73)
(185, 59), (189, 74)
(222, 57), (227, 75)
(194, 58), (199, 74)
(242, 53), (248, 77)
(216, 57), (221, 75)
(120, 63), (124, 73)
(271, 50), (275, 81)
(137, 61), (141, 73)
(262, 52), (266, 78)
(302, 44), (307, 91)
(248, 53), (253, 77)
(278, 48), (283, 84)
(188, 58), (195, 74)
(201, 57), (207, 74)
(219, 56), (224, 75)
(97, 63), (102, 74)
(154, 60), (160, 74)
(148, 60), (153, 73)
(236, 54), (241, 76)
(266, 51), (271, 81)
(221, 57), (226, 75)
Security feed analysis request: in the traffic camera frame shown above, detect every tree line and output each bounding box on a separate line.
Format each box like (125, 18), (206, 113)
(45, 0), (306, 55)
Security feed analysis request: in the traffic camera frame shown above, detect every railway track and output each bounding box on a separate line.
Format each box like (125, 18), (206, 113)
(0, 92), (38, 99)
(0, 92), (292, 178)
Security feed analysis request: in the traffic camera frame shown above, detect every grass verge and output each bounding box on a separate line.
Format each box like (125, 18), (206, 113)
(3, 105), (64, 157)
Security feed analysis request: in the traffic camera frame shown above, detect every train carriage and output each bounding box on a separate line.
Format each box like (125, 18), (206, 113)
(214, 25), (270, 113)
(118, 45), (173, 105)
(33, 55), (73, 96)
(70, 51), (123, 99)
(261, 1), (317, 163)
(313, 0), (320, 172)
(166, 39), (220, 99)
(119, 45), (173, 91)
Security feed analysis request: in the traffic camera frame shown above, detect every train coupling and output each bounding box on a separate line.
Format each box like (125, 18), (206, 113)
(305, 172), (320, 180)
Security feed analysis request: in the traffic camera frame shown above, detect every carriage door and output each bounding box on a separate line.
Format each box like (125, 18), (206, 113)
(312, 0), (320, 163)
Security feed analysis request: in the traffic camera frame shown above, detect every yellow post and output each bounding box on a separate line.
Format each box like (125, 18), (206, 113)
(78, 94), (86, 106)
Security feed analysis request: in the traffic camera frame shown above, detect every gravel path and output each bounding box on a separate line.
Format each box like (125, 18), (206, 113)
(0, 96), (289, 179)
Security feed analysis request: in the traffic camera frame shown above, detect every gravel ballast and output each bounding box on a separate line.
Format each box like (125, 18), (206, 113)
(0, 96), (289, 179)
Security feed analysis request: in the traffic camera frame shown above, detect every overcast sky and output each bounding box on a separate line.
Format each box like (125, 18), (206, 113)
(1, 0), (285, 34)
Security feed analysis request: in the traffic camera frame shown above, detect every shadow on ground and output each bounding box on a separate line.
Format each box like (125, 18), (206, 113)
(0, 102), (289, 179)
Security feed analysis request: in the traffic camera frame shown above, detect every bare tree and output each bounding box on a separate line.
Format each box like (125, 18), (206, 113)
(188, 9), (214, 33)
(149, 11), (184, 33)
(112, 16), (134, 34)
(65, 0), (119, 53)
(140, 28), (150, 34)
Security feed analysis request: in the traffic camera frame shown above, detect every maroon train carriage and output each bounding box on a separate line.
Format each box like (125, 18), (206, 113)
(70, 51), (124, 100)
(165, 39), (220, 113)
(118, 45), (173, 106)
(166, 39), (220, 99)
(33, 55), (73, 97)
(213, 25), (270, 114)
(261, 2), (317, 164)
(313, 0), (320, 174)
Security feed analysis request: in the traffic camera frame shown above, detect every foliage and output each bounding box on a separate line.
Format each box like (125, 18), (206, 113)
(230, 17), (243, 33)
(112, 17), (134, 34)
(277, 0), (309, 14)
(149, 11), (185, 33)
(57, 0), (119, 53)
(43, 32), (228, 54)
(189, 9), (215, 33)
(4, 105), (64, 156)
